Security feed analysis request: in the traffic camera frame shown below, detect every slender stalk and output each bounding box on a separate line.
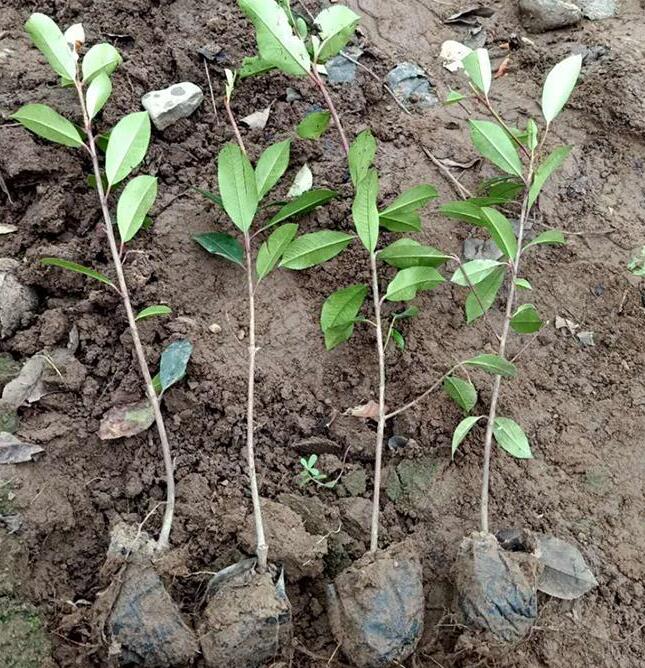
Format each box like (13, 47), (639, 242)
(73, 78), (175, 550)
(368, 252), (386, 554)
(224, 95), (247, 156)
(309, 69), (350, 156)
(479, 156), (535, 534)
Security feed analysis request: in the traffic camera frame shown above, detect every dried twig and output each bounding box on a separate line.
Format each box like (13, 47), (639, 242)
(420, 145), (472, 200)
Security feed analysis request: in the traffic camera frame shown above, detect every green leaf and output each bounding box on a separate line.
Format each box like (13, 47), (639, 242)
(11, 104), (84, 148)
(523, 229), (566, 250)
(379, 184), (438, 230)
(464, 354), (517, 377)
(40, 257), (113, 286)
(445, 89), (467, 105)
(239, 55), (276, 78)
(481, 207), (517, 259)
(465, 267), (505, 323)
(510, 303), (543, 334)
(194, 232), (245, 266)
(82, 43), (122, 83)
(95, 132), (110, 153)
(349, 129), (376, 187)
(194, 187), (223, 208)
(452, 415), (485, 458)
(217, 143), (258, 232)
(86, 72), (112, 119)
(267, 189), (336, 227)
(159, 339), (192, 392)
(256, 223), (298, 279)
(526, 119), (538, 152)
(105, 112), (151, 186)
(255, 139), (291, 199)
(297, 110), (331, 139)
(462, 48), (491, 96)
(541, 54), (582, 125)
(469, 120), (523, 177)
(439, 201), (485, 226)
(238, 0), (311, 76)
(528, 146), (572, 208)
(393, 306), (419, 320)
(135, 305), (172, 321)
(451, 259), (504, 286)
(352, 168), (379, 253)
(379, 211), (422, 233)
(628, 246), (645, 277)
(323, 322), (355, 350)
(379, 239), (451, 269)
(482, 177), (524, 202)
(280, 230), (353, 269)
(391, 329), (405, 350)
(117, 175), (158, 243)
(514, 278), (532, 290)
(151, 374), (162, 395)
(25, 13), (76, 81)
(444, 377), (477, 413)
(385, 266), (445, 302)
(493, 417), (532, 458)
(315, 5), (360, 62)
(320, 284), (368, 332)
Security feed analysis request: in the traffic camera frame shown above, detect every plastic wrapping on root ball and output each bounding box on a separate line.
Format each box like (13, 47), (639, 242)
(198, 561), (292, 668)
(327, 541), (424, 668)
(455, 532), (541, 643)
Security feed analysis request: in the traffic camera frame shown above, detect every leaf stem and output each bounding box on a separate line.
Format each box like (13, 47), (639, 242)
(309, 69), (350, 156)
(224, 94), (247, 156)
(73, 77), (175, 551)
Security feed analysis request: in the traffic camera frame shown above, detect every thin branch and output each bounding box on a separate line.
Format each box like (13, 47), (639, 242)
(309, 68), (350, 156)
(420, 145), (472, 200)
(224, 95), (247, 156)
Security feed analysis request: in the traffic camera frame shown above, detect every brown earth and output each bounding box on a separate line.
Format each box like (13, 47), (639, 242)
(1, 0), (644, 666)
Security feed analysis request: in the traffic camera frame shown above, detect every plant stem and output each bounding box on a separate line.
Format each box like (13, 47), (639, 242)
(73, 80), (175, 551)
(224, 95), (247, 156)
(243, 231), (268, 573)
(309, 69), (350, 156)
(368, 252), (386, 554)
(479, 157), (535, 535)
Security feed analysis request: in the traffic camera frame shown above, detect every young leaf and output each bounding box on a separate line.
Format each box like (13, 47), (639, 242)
(451, 259), (504, 286)
(297, 110), (331, 139)
(349, 129), (376, 187)
(217, 143), (258, 231)
(465, 266), (505, 323)
(393, 306), (420, 320)
(385, 266), (445, 302)
(379, 211), (422, 233)
(194, 232), (245, 266)
(267, 188), (336, 227)
(324, 322), (355, 350)
(444, 376), (478, 413)
(515, 278), (533, 290)
(528, 146), (572, 207)
(462, 48), (491, 96)
(352, 168), (379, 253)
(379, 239), (451, 269)
(238, 0), (311, 76)
(469, 120), (523, 178)
(11, 104), (84, 148)
(465, 354), (516, 377)
(98, 401), (155, 440)
(159, 339), (192, 392)
(135, 305), (172, 321)
(255, 139), (291, 199)
(105, 112), (151, 186)
(379, 184), (438, 232)
(86, 72), (112, 119)
(483, 178), (524, 202)
(391, 329), (405, 350)
(439, 201), (485, 226)
(445, 89), (467, 105)
(493, 417), (533, 458)
(40, 257), (113, 286)
(320, 284), (368, 333)
(25, 13), (76, 81)
(315, 5), (360, 62)
(452, 415), (485, 458)
(526, 119), (538, 152)
(239, 55), (276, 79)
(541, 54), (582, 125)
(287, 163), (313, 198)
(280, 230), (353, 269)
(481, 207), (517, 259)
(510, 303), (543, 334)
(523, 229), (566, 250)
(82, 43), (122, 82)
(256, 223), (298, 279)
(117, 175), (157, 243)
(194, 187), (224, 208)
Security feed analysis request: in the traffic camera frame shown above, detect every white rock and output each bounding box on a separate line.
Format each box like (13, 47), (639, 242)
(142, 82), (204, 131)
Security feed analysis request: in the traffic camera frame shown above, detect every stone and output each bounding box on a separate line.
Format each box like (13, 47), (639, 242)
(519, 0), (583, 33)
(385, 62), (438, 110)
(338, 497), (372, 539)
(0, 259), (37, 339)
(326, 47), (363, 83)
(572, 0), (617, 19)
(142, 82), (204, 131)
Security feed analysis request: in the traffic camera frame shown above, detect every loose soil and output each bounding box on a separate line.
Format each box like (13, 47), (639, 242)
(1, 1), (644, 666)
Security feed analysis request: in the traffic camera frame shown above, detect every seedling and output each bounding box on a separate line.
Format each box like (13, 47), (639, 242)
(298, 454), (337, 488)
(12, 14), (185, 551)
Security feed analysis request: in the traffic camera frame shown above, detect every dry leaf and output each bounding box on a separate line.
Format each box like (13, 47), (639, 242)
(99, 401), (155, 440)
(0, 432), (44, 464)
(0, 225), (17, 235)
(444, 6), (495, 25)
(438, 156), (480, 170)
(287, 164), (313, 198)
(440, 40), (472, 72)
(241, 105), (272, 130)
(494, 57), (510, 79)
(346, 400), (381, 419)
(1, 356), (45, 408)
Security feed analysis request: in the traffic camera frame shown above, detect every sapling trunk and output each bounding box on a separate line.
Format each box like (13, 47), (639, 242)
(72, 77), (176, 551)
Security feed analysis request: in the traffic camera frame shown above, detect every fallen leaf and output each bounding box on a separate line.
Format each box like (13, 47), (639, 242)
(287, 164), (313, 198)
(494, 56), (510, 79)
(0, 225), (17, 235)
(438, 156), (480, 170)
(346, 400), (381, 419)
(1, 356), (45, 408)
(576, 330), (595, 347)
(0, 432), (44, 464)
(99, 401), (155, 440)
(445, 6), (495, 25)
(554, 316), (579, 335)
(440, 40), (472, 72)
(536, 534), (598, 600)
(241, 105), (272, 130)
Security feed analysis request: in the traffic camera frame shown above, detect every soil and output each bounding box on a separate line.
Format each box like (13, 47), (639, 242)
(1, 1), (644, 667)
